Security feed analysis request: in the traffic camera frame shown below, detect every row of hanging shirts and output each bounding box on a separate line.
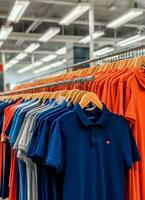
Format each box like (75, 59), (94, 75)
(0, 56), (145, 200)
(0, 89), (140, 200)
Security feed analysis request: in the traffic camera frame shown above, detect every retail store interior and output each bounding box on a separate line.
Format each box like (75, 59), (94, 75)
(0, 0), (145, 90)
(0, 1), (145, 200)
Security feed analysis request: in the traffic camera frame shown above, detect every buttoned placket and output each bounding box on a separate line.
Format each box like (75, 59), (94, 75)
(88, 126), (98, 146)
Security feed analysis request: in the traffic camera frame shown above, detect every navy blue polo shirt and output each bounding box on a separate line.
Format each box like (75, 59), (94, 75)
(27, 101), (72, 200)
(27, 100), (66, 159)
(44, 103), (140, 200)
(33, 103), (74, 162)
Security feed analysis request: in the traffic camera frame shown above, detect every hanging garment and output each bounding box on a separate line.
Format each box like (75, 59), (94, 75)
(44, 103), (140, 200)
(0, 66), (144, 200)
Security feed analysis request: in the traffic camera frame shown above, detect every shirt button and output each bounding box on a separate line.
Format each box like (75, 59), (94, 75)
(91, 134), (97, 145)
(105, 140), (111, 144)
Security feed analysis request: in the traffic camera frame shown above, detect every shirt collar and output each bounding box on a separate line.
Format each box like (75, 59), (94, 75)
(74, 103), (110, 127)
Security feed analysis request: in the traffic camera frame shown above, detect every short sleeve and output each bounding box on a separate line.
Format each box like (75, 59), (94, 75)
(44, 119), (64, 173)
(125, 84), (136, 123)
(122, 118), (140, 168)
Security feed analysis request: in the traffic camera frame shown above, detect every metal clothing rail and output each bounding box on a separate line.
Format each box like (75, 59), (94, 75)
(43, 45), (144, 73)
(0, 76), (95, 96)
(66, 45), (145, 68)
(32, 44), (145, 80)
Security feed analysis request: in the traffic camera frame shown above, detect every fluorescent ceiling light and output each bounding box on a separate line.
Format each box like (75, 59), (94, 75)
(8, 0), (30, 23)
(46, 61), (64, 68)
(39, 27), (60, 42)
(117, 34), (145, 46)
(9, 59), (19, 65)
(34, 61), (64, 74)
(33, 61), (43, 67)
(59, 3), (90, 25)
(79, 31), (105, 44)
(17, 61), (43, 73)
(41, 54), (57, 62)
(5, 59), (19, 70)
(56, 47), (67, 55)
(17, 65), (32, 73)
(24, 43), (40, 53)
(5, 63), (12, 69)
(0, 26), (13, 40)
(94, 47), (115, 56)
(107, 8), (144, 29)
(15, 53), (28, 60)
(0, 41), (3, 47)
(62, 59), (67, 63)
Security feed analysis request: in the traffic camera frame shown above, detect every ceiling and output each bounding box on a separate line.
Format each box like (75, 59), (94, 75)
(0, 0), (145, 87)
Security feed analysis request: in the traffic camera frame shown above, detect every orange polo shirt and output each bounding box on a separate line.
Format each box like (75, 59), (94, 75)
(113, 69), (144, 200)
(114, 70), (133, 115)
(9, 148), (17, 200)
(1, 99), (22, 141)
(125, 70), (145, 200)
(101, 69), (118, 105)
(105, 69), (128, 111)
(96, 71), (113, 99)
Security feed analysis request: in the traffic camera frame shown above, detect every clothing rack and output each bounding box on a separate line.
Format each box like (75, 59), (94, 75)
(0, 76), (95, 96)
(30, 44), (145, 81)
(4, 44), (145, 94)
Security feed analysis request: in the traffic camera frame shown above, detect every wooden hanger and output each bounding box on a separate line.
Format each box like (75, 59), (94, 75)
(103, 61), (112, 71)
(106, 61), (113, 70)
(91, 65), (99, 74)
(129, 57), (136, 69)
(120, 58), (129, 69)
(134, 56), (145, 69)
(98, 63), (105, 72)
(125, 57), (133, 69)
(73, 90), (87, 104)
(57, 90), (70, 102)
(59, 90), (69, 97)
(86, 66), (96, 75)
(79, 92), (103, 110)
(65, 89), (80, 102)
(39, 92), (48, 100)
(96, 63), (101, 72)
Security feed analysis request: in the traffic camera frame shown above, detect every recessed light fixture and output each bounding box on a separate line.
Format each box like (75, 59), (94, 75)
(24, 43), (40, 53)
(107, 8), (144, 29)
(41, 54), (57, 62)
(94, 47), (115, 56)
(117, 34), (145, 46)
(34, 60), (66, 74)
(59, 3), (90, 26)
(0, 26), (13, 40)
(15, 53), (28, 60)
(56, 47), (67, 55)
(17, 61), (43, 73)
(5, 59), (19, 70)
(0, 41), (3, 47)
(8, 0), (30, 23)
(39, 27), (60, 42)
(79, 31), (105, 44)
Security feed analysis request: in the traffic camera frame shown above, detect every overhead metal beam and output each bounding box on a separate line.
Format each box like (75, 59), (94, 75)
(0, 49), (55, 55)
(0, 37), (122, 55)
(9, 32), (82, 42)
(15, 20), (42, 46)
(26, 20), (42, 33)
(31, 0), (76, 6)
(8, 32), (122, 44)
(0, 14), (145, 29)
